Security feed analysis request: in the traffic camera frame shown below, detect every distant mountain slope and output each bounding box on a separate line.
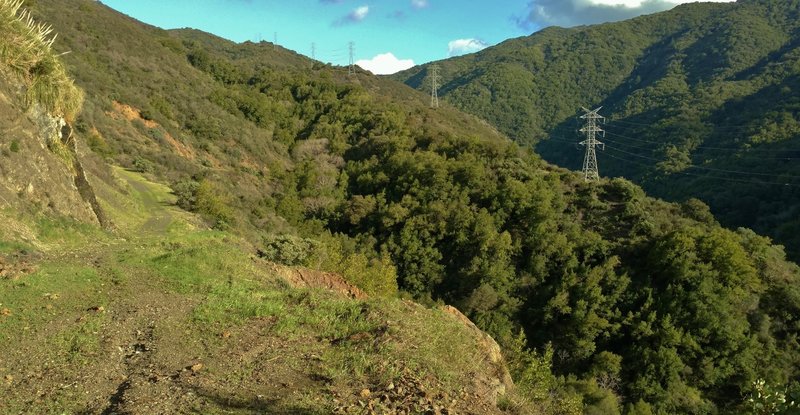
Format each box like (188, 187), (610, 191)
(13, 1), (800, 413)
(394, 0), (800, 260)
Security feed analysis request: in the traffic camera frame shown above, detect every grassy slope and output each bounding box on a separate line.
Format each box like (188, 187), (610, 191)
(392, 0), (800, 260)
(0, 167), (516, 414)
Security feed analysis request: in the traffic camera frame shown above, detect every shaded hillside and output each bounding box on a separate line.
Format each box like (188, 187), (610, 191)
(11, 0), (800, 413)
(393, 0), (800, 261)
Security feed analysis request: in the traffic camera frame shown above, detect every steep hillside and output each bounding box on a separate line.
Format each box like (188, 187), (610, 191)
(0, 3), (521, 413)
(394, 0), (800, 261)
(0, 0), (106, 241)
(8, 0), (800, 413)
(2, 165), (519, 414)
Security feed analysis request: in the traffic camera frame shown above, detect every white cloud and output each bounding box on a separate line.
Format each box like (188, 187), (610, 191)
(351, 5), (370, 20)
(516, 0), (736, 30)
(334, 5), (369, 26)
(588, 0), (732, 6)
(448, 38), (488, 57)
(411, 0), (429, 9)
(356, 52), (415, 75)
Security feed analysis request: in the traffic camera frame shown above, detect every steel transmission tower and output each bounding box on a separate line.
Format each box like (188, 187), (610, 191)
(579, 106), (605, 181)
(311, 42), (316, 60)
(348, 42), (355, 75)
(430, 65), (440, 108)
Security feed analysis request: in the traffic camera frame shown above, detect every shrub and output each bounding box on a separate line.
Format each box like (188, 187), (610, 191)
(86, 129), (113, 157)
(259, 234), (318, 266)
(131, 156), (155, 174)
(311, 233), (398, 297)
(258, 232), (398, 297)
(173, 178), (199, 211)
(194, 179), (235, 229)
(0, 0), (83, 120)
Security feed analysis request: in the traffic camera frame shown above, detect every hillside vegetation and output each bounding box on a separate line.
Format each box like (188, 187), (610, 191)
(2, 0), (799, 413)
(0, 0), (81, 119)
(394, 0), (800, 262)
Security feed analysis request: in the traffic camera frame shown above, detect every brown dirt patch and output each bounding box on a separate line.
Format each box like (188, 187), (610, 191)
(162, 131), (196, 160)
(264, 261), (367, 300)
(0, 254), (39, 280)
(106, 102), (197, 161)
(108, 101), (158, 129)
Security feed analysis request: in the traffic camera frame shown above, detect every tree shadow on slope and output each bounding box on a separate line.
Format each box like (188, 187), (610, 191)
(187, 385), (328, 415)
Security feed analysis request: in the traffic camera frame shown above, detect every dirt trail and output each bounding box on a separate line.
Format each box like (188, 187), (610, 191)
(117, 169), (175, 235)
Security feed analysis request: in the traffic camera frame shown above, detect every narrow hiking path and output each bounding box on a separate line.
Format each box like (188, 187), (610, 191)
(111, 167), (188, 237)
(1, 169), (513, 415)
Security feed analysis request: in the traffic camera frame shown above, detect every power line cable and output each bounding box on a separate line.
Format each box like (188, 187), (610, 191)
(545, 124), (800, 158)
(598, 150), (800, 188)
(603, 143), (800, 179)
(604, 128), (800, 153)
(607, 117), (761, 132)
(544, 134), (800, 185)
(598, 134), (800, 160)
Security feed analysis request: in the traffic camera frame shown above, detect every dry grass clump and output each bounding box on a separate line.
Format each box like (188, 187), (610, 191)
(0, 0), (83, 121)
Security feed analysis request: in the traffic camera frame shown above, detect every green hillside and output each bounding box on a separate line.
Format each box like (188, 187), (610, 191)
(2, 0), (799, 413)
(393, 0), (800, 262)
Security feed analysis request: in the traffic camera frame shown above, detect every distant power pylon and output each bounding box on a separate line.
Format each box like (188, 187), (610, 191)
(348, 41), (355, 75)
(311, 42), (316, 60)
(273, 32), (277, 50)
(579, 106), (605, 181)
(430, 64), (440, 108)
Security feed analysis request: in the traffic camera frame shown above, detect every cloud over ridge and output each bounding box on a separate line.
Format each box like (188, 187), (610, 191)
(515, 0), (734, 30)
(356, 52), (415, 75)
(448, 38), (488, 57)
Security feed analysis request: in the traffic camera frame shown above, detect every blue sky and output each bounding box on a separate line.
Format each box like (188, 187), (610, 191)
(101, 0), (735, 74)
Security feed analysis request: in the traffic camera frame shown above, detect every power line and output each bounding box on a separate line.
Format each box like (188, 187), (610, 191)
(579, 107), (605, 181)
(547, 123), (800, 158)
(430, 64), (440, 108)
(599, 149), (800, 187)
(546, 133), (800, 185)
(603, 128), (800, 153)
(600, 133), (800, 160)
(348, 41), (355, 76)
(607, 117), (761, 132)
(603, 143), (800, 179)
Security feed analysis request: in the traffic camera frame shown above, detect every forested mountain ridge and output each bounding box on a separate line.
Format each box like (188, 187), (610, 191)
(2, 0), (799, 413)
(393, 0), (800, 262)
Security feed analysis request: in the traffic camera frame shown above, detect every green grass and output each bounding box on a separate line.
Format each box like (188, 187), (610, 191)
(55, 312), (107, 364)
(0, 263), (103, 340)
(97, 166), (199, 237)
(0, 239), (34, 254)
(0, 167), (518, 413)
(34, 215), (106, 247)
(85, 226), (487, 398)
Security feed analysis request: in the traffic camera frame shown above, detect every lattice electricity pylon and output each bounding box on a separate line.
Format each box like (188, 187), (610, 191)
(579, 106), (605, 181)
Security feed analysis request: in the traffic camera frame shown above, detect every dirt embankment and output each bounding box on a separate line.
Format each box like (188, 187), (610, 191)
(263, 258), (516, 411)
(0, 79), (97, 223)
(263, 261), (367, 299)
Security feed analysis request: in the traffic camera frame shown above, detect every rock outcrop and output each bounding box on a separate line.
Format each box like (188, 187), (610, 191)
(0, 76), (105, 226)
(441, 305), (515, 406)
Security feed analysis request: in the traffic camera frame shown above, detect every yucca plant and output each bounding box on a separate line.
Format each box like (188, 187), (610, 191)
(0, 0), (83, 121)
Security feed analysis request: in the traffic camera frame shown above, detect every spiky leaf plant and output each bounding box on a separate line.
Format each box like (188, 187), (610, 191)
(0, 0), (82, 120)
